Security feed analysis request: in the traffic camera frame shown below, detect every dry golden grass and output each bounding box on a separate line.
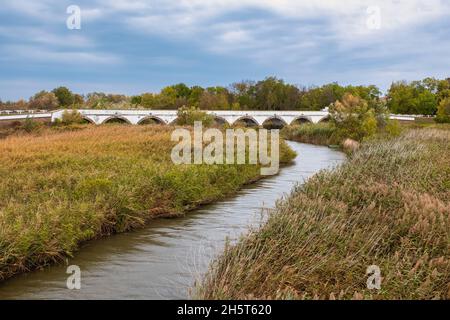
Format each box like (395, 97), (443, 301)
(198, 128), (450, 300)
(0, 125), (295, 281)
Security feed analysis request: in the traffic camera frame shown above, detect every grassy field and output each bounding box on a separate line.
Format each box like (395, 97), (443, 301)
(0, 125), (295, 281)
(198, 127), (450, 299)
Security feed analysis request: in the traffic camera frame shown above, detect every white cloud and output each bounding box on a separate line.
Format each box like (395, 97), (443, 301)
(1, 0), (449, 96)
(112, 0), (450, 66)
(1, 45), (120, 65)
(6, 0), (449, 57)
(3, 0), (66, 21)
(219, 30), (252, 44)
(0, 27), (92, 47)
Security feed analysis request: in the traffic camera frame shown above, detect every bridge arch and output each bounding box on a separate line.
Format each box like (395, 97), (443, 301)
(169, 118), (181, 125)
(102, 116), (132, 125)
(233, 116), (259, 127)
(137, 116), (166, 125)
(82, 116), (96, 124)
(318, 115), (331, 123)
(262, 116), (287, 129)
(290, 116), (312, 125)
(212, 116), (229, 126)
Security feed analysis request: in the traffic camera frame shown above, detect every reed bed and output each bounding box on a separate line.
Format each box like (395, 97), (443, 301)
(198, 128), (450, 300)
(281, 123), (338, 146)
(0, 125), (295, 281)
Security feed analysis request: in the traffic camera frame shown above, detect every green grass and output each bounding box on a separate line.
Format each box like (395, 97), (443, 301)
(198, 127), (450, 300)
(0, 125), (295, 281)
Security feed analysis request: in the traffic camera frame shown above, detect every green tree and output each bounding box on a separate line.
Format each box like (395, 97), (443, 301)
(437, 79), (450, 102)
(436, 97), (450, 123)
(170, 83), (191, 99)
(130, 95), (142, 105)
(140, 93), (157, 108)
(298, 86), (326, 110)
(199, 91), (230, 110)
(52, 87), (74, 107)
(230, 81), (256, 110)
(345, 85), (381, 107)
(387, 82), (417, 114)
(188, 86), (205, 106)
(253, 77), (302, 110)
(298, 82), (352, 111)
(160, 86), (182, 109)
(387, 80), (438, 115)
(416, 90), (437, 115)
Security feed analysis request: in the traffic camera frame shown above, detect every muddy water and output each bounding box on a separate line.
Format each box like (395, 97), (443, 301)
(0, 142), (345, 299)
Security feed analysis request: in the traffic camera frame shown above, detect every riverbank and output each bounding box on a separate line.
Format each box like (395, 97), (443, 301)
(0, 125), (295, 281)
(198, 127), (450, 299)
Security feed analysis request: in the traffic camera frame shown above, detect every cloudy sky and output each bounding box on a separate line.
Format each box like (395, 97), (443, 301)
(1, 0), (449, 100)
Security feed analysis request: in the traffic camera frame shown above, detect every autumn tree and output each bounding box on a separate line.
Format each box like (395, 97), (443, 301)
(330, 93), (378, 141)
(199, 90), (230, 110)
(28, 91), (59, 110)
(230, 81), (256, 110)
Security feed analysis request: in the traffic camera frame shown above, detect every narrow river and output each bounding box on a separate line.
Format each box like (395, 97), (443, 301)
(0, 142), (345, 299)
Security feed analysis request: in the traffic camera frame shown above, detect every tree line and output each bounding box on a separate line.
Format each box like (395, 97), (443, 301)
(387, 78), (450, 115)
(1, 77), (449, 119)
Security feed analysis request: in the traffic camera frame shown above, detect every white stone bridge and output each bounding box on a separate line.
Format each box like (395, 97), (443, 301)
(51, 109), (333, 126)
(0, 109), (416, 126)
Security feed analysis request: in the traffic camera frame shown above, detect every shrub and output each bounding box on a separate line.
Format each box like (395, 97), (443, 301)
(384, 119), (402, 137)
(22, 118), (42, 133)
(61, 110), (84, 125)
(176, 106), (214, 126)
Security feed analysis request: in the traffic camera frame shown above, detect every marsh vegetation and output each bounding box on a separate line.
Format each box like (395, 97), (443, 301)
(198, 127), (450, 299)
(0, 125), (295, 281)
